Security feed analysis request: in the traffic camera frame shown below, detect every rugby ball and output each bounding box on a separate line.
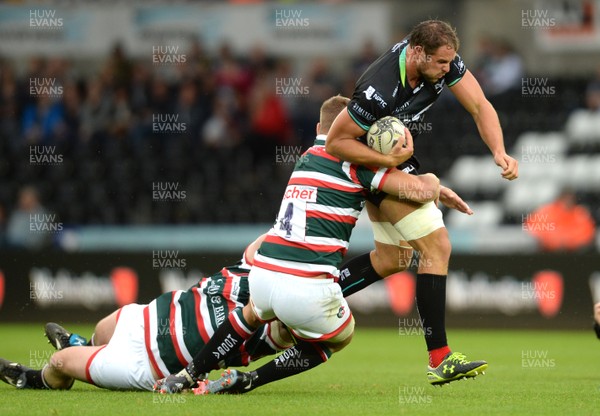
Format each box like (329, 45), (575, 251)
(366, 116), (406, 154)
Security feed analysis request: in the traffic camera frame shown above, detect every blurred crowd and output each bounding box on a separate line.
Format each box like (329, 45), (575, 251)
(0, 39), (382, 154)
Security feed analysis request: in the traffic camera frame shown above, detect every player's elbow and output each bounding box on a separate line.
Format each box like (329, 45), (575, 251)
(325, 136), (342, 158)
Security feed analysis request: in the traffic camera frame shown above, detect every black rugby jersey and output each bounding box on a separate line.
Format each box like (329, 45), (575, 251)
(348, 38), (467, 136)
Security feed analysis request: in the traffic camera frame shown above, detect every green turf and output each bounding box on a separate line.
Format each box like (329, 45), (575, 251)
(0, 324), (598, 416)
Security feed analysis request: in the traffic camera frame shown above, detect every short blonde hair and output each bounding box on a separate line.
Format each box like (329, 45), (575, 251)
(319, 95), (350, 134)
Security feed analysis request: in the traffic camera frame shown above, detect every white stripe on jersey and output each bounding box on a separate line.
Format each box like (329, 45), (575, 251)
(290, 170), (363, 190)
(198, 278), (216, 339)
(172, 291), (194, 364)
(147, 301), (171, 377)
(304, 234), (350, 249)
(254, 252), (339, 276)
(371, 168), (388, 190)
(307, 203), (361, 218)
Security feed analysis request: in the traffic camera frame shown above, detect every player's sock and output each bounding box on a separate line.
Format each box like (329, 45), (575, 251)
(338, 253), (383, 296)
(24, 369), (49, 389)
(245, 341), (331, 392)
(186, 307), (255, 378)
(416, 273), (449, 367)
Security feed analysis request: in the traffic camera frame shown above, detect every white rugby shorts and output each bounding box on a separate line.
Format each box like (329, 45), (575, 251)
(248, 265), (353, 342)
(86, 304), (156, 391)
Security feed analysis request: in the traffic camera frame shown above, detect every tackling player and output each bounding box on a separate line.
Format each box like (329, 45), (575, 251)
(324, 20), (518, 383)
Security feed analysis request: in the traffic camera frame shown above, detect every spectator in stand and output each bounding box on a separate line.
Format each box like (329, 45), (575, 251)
(6, 186), (51, 250)
(473, 36), (524, 97)
(525, 188), (596, 252)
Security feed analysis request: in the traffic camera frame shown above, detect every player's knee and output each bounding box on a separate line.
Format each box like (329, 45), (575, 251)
(49, 350), (69, 373)
(323, 316), (355, 353)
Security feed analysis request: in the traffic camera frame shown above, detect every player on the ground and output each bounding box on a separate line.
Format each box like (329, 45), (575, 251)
(0, 240), (291, 391)
(153, 95), (442, 394)
(324, 20), (518, 383)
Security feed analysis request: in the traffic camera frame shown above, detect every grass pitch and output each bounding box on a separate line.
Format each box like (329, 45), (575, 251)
(0, 323), (597, 416)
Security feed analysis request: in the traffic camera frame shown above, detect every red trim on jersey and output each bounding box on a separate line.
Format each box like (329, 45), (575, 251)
(222, 269), (241, 312)
(347, 164), (360, 185)
(307, 146), (340, 162)
(85, 345), (107, 385)
(253, 258), (336, 279)
(264, 234), (345, 254)
(290, 310), (354, 342)
(229, 311), (254, 339)
(306, 209), (358, 225)
(168, 292), (188, 367)
(115, 307), (123, 324)
(192, 282), (211, 343)
(238, 342), (250, 366)
(143, 306), (165, 379)
(376, 169), (393, 191)
(288, 177), (362, 193)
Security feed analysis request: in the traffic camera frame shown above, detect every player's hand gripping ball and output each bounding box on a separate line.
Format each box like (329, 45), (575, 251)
(367, 116), (406, 154)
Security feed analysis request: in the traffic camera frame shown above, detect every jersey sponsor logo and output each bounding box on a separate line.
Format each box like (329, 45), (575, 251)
(434, 80), (445, 94)
(283, 185), (317, 202)
(351, 102), (375, 122)
(363, 85), (387, 109)
(391, 40), (408, 53)
(453, 57), (466, 74)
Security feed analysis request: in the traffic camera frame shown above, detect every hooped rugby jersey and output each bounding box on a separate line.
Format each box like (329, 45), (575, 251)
(144, 257), (253, 377)
(348, 38), (467, 136)
(254, 135), (393, 279)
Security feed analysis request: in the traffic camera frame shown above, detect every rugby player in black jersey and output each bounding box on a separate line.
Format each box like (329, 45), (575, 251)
(325, 20), (518, 384)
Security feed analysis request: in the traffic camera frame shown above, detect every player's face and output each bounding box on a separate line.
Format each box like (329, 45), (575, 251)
(416, 45), (456, 83)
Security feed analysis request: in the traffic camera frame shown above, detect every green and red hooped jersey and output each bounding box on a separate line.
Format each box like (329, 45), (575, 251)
(143, 258), (252, 377)
(255, 135), (392, 280)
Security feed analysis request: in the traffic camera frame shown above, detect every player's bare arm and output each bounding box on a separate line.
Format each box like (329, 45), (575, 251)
(325, 109), (410, 168)
(438, 185), (473, 215)
(449, 70), (519, 180)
